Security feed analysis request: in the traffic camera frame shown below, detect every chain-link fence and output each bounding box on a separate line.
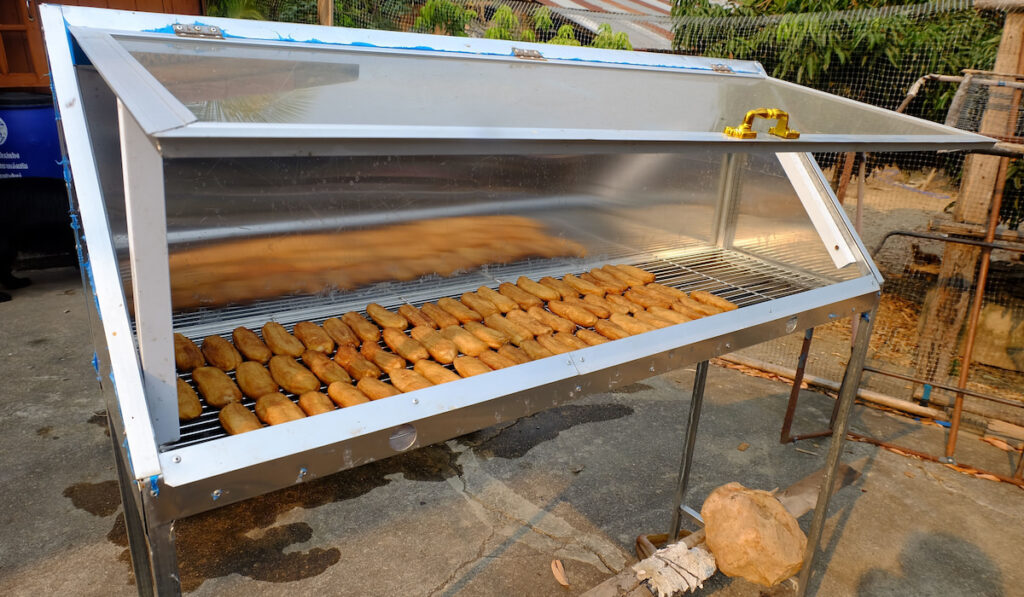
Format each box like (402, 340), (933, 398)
(208, 0), (1024, 431)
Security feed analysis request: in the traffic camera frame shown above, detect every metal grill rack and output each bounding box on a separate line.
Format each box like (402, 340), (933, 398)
(169, 241), (829, 450)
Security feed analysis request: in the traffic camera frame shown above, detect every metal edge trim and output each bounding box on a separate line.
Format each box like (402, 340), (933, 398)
(768, 76), (996, 145)
(802, 153), (885, 284)
(67, 27), (196, 134)
(40, 4), (163, 479)
(54, 5), (766, 76)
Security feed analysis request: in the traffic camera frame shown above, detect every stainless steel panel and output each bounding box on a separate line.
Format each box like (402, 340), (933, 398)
(158, 151), (858, 313)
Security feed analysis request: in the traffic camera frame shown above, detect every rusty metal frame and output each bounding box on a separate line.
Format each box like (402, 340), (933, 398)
(778, 214), (1024, 483)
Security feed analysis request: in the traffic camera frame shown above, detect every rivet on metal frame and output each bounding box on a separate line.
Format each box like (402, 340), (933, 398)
(211, 489), (222, 501)
(172, 455), (181, 463)
(412, 398), (419, 405)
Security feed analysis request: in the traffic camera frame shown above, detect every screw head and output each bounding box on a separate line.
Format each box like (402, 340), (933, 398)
(412, 398), (419, 405)
(172, 455), (181, 463)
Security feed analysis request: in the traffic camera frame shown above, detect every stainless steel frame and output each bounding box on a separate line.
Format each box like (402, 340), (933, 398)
(41, 5), (989, 596)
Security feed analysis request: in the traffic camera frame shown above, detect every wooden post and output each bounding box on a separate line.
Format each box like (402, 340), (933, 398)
(318, 0), (334, 26)
(915, 6), (1024, 391)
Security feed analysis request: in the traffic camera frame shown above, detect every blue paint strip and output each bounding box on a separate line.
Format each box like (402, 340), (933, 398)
(149, 475), (160, 497)
(142, 21), (760, 76)
(122, 436), (134, 472)
(921, 384), (932, 406)
(91, 352), (101, 382)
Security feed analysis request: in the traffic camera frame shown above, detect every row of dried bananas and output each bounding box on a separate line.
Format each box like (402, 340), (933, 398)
(172, 264), (737, 436)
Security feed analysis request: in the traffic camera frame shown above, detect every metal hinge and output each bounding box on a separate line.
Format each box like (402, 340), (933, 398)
(172, 23), (224, 39)
(711, 63), (734, 74)
(513, 48), (545, 61)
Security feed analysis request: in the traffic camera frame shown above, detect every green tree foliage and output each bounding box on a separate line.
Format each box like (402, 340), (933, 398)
(546, 24), (581, 46)
(413, 0), (476, 36)
(484, 5), (522, 40)
(532, 6), (555, 35)
(207, 0), (266, 19)
(591, 23), (632, 50)
(673, 0), (1000, 122)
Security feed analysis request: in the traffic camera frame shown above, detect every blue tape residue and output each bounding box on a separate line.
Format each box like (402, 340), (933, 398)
(920, 384), (932, 407)
(122, 436), (134, 472)
(143, 21), (760, 76)
(61, 157), (72, 186)
(935, 420), (951, 428)
(91, 352), (101, 382)
(149, 475), (160, 497)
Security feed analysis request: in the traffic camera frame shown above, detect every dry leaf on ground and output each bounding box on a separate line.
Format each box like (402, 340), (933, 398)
(551, 559), (569, 587)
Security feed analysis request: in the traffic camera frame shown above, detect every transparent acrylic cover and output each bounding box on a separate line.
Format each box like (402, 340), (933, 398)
(65, 22), (993, 151)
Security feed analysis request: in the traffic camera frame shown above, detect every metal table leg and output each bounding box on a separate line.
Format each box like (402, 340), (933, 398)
(668, 360), (710, 542)
(146, 519), (181, 596)
(796, 310), (876, 597)
(109, 417), (157, 597)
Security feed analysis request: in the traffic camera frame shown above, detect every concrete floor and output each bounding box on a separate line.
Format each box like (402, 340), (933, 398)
(1, 267), (1022, 596)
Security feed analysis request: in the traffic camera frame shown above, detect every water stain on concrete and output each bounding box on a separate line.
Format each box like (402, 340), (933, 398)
(105, 444), (463, 592)
(63, 480), (121, 517)
(86, 411), (106, 427)
(89, 405), (631, 591)
(86, 410), (110, 436)
(462, 403), (634, 459)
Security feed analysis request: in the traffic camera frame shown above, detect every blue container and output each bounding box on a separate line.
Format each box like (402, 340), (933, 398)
(0, 92), (63, 180)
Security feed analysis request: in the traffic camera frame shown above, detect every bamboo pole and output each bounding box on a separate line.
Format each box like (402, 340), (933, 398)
(318, 0), (333, 26)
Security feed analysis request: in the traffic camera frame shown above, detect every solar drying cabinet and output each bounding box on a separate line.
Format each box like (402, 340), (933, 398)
(40, 5), (992, 595)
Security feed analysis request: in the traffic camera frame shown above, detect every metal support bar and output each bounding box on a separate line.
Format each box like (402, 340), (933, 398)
(848, 433), (1024, 489)
(872, 229), (1024, 257)
(145, 520), (180, 596)
(110, 418), (156, 597)
(947, 155), (1009, 460)
(712, 154), (744, 249)
(862, 366), (1024, 409)
(796, 310), (876, 597)
(118, 101), (179, 445)
(780, 328), (815, 444)
(668, 360), (710, 543)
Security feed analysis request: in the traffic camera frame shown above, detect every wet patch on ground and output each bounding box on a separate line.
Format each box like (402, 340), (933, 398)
(461, 403), (634, 459)
(105, 444), (463, 592)
(84, 404), (634, 591)
(63, 480), (120, 517)
(86, 411), (110, 436)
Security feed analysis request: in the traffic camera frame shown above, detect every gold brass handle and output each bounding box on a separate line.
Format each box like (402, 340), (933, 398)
(723, 108), (800, 140)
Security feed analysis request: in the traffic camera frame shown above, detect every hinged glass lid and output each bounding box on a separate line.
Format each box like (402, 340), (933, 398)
(63, 9), (992, 152)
